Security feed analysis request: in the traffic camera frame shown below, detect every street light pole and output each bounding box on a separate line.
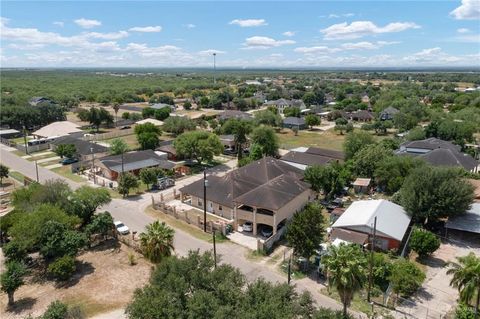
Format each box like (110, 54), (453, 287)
(35, 160), (39, 182)
(23, 126), (28, 155)
(367, 216), (377, 303)
(203, 169), (208, 232)
(213, 53), (217, 85)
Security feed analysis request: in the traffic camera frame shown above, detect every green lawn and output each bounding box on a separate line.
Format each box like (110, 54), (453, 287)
(8, 170), (26, 183)
(104, 134), (139, 150)
(145, 206), (229, 243)
(51, 166), (86, 183)
(276, 129), (347, 151)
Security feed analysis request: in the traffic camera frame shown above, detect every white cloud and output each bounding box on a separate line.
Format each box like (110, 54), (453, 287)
(328, 13), (355, 18)
(282, 31), (295, 37)
(85, 31), (129, 40)
(184, 24), (196, 29)
(129, 26), (162, 33)
(321, 21), (420, 40)
(74, 18), (101, 29)
(457, 28), (471, 33)
(198, 49), (226, 56)
(404, 47), (464, 64)
(341, 41), (399, 50)
(456, 34), (480, 42)
(450, 0), (480, 20)
(243, 36), (295, 49)
(53, 21), (64, 27)
(229, 19), (267, 27)
(8, 43), (46, 50)
(294, 46), (341, 54)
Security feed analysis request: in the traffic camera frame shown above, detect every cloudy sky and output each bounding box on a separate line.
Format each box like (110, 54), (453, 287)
(1, 0), (479, 68)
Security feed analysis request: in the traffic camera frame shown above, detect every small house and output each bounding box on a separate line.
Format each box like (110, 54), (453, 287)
(379, 106), (399, 121)
(352, 178), (371, 193)
(283, 117), (307, 130)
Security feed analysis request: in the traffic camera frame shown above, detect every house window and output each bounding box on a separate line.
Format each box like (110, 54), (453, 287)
(198, 200), (202, 206)
(219, 205), (223, 211)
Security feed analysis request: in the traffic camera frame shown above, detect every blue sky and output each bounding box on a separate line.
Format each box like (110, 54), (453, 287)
(1, 1), (479, 67)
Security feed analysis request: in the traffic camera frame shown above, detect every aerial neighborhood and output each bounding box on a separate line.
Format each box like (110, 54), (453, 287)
(0, 1), (480, 319)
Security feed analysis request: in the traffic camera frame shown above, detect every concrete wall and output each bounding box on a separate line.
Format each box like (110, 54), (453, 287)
(275, 188), (312, 225)
(190, 195), (234, 220)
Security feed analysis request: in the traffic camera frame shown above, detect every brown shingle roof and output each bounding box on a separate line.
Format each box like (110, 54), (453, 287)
(180, 157), (308, 210)
(331, 228), (369, 245)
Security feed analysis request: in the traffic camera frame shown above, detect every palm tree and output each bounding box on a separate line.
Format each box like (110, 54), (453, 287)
(113, 103), (120, 127)
(140, 221), (175, 263)
(322, 244), (368, 317)
(447, 252), (480, 318)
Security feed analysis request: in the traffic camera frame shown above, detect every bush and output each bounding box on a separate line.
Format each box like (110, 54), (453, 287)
(313, 307), (353, 318)
(48, 255), (76, 281)
(42, 300), (68, 319)
(455, 304), (475, 319)
(409, 227), (441, 258)
(389, 258), (426, 297)
(3, 241), (28, 262)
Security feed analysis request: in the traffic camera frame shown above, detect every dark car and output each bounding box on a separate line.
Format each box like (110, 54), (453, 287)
(60, 158), (78, 165)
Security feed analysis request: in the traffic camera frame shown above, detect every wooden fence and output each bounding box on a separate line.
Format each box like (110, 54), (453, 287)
(84, 128), (134, 141)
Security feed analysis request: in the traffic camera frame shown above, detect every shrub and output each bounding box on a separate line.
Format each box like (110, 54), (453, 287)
(48, 255), (76, 281)
(409, 227), (441, 258)
(128, 253), (137, 266)
(389, 258), (426, 297)
(42, 300), (68, 319)
(455, 304), (475, 319)
(3, 241), (28, 262)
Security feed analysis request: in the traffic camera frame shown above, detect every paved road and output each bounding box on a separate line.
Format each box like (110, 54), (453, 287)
(1, 145), (345, 314)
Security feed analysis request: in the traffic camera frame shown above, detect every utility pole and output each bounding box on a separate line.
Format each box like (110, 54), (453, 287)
(203, 169), (208, 232)
(35, 160), (39, 182)
(23, 126), (28, 155)
(213, 53), (217, 85)
(367, 216), (377, 303)
(287, 255), (292, 284)
(91, 147), (96, 184)
(121, 152), (125, 174)
(212, 230), (217, 268)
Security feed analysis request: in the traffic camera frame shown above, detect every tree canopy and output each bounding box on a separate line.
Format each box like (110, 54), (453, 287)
(250, 126), (279, 157)
(174, 131), (223, 165)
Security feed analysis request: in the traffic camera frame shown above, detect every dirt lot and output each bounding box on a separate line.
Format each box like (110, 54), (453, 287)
(0, 242), (152, 318)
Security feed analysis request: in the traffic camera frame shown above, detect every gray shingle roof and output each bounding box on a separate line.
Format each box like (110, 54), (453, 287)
(445, 203), (480, 234)
(419, 148), (478, 171)
(283, 117), (306, 126)
(51, 136), (108, 155)
(99, 150), (175, 172)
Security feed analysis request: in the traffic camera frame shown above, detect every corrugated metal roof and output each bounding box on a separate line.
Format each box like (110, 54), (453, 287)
(332, 200), (411, 241)
(445, 203), (480, 234)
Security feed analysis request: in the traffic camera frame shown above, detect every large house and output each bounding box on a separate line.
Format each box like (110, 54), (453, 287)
(331, 199), (411, 250)
(397, 138), (479, 172)
(50, 136), (109, 161)
(32, 121), (83, 139)
(180, 157), (312, 236)
(96, 150), (175, 181)
(281, 147), (345, 170)
(265, 99), (306, 115)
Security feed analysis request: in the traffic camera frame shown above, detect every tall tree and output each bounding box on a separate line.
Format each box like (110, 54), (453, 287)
(343, 131), (375, 160)
(389, 258), (425, 298)
(78, 107), (114, 132)
(139, 167), (158, 190)
(174, 131), (223, 165)
(447, 253), (480, 317)
(250, 126), (279, 157)
(113, 103), (120, 127)
(399, 166), (474, 222)
(134, 123), (162, 150)
(163, 116), (196, 136)
(286, 202), (325, 259)
(304, 162), (351, 199)
(140, 221), (175, 263)
(54, 144), (77, 159)
(1, 260), (27, 306)
(305, 114), (320, 129)
(322, 244), (367, 317)
(109, 138), (129, 155)
(117, 172), (139, 197)
(352, 144), (392, 178)
(0, 164), (9, 185)
(68, 186), (111, 225)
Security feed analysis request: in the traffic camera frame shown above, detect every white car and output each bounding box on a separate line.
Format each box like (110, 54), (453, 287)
(242, 221), (253, 232)
(114, 221), (130, 235)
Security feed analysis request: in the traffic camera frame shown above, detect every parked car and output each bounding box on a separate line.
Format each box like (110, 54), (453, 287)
(242, 221), (253, 232)
(260, 225), (273, 238)
(114, 221), (130, 235)
(157, 177), (175, 190)
(120, 125), (131, 130)
(60, 158), (78, 165)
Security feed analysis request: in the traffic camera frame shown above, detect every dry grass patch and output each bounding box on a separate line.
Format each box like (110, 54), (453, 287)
(277, 129), (346, 151)
(0, 242), (151, 319)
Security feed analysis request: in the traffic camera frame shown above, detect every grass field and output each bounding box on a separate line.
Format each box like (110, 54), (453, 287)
(276, 129), (347, 151)
(145, 206), (229, 243)
(51, 166), (86, 183)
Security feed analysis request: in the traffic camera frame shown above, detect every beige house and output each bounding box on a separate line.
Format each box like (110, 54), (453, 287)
(180, 157), (313, 236)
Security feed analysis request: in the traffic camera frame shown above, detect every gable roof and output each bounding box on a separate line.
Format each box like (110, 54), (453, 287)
(401, 137), (460, 152)
(305, 147), (345, 160)
(419, 148), (478, 171)
(136, 118), (164, 126)
(32, 121), (82, 138)
(281, 151), (335, 167)
(332, 200), (411, 241)
(98, 150), (175, 173)
(217, 110), (252, 121)
(180, 157), (308, 210)
(51, 136), (108, 155)
(445, 203), (480, 234)
(283, 117), (306, 125)
(380, 106), (400, 115)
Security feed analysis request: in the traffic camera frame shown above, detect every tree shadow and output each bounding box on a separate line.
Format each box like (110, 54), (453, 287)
(88, 238), (121, 253)
(56, 260), (95, 289)
(6, 297), (37, 314)
(415, 287), (434, 301)
(419, 255), (446, 268)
